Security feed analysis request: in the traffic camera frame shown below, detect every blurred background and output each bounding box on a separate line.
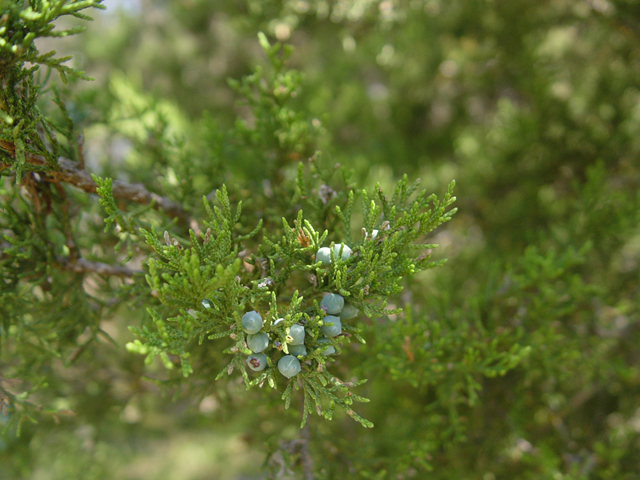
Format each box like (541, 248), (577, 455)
(3, 0), (640, 479)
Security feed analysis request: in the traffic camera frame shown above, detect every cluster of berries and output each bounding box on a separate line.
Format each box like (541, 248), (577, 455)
(242, 243), (358, 379)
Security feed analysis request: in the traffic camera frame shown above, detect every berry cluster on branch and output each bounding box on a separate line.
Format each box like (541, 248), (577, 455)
(125, 175), (456, 427)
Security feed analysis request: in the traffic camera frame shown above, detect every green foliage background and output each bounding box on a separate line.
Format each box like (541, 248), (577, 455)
(2, 0), (640, 479)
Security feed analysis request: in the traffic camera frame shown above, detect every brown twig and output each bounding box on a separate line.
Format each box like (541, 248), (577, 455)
(53, 155), (189, 223)
(2, 145), (157, 279)
(300, 403), (315, 480)
(1, 147), (189, 224)
(77, 133), (85, 171)
(57, 256), (142, 278)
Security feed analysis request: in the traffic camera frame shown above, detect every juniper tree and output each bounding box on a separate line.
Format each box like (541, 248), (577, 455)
(1, 0), (465, 471)
(0, 0), (456, 422)
(3, 1), (640, 479)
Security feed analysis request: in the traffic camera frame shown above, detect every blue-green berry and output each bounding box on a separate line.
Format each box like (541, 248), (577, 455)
(321, 294), (344, 315)
(288, 344), (307, 357)
(340, 303), (358, 319)
(316, 247), (332, 265)
(201, 299), (212, 309)
(287, 324), (305, 345)
(278, 355), (301, 378)
(242, 311), (263, 334)
(246, 353), (268, 371)
(333, 243), (351, 261)
(247, 332), (269, 353)
(320, 315), (342, 337)
(317, 337), (336, 355)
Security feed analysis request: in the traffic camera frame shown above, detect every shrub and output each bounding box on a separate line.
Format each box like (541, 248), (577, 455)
(2, 1), (640, 479)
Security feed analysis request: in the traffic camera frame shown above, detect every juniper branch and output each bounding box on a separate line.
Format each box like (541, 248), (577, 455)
(57, 256), (142, 278)
(0, 143), (189, 224)
(300, 407), (315, 480)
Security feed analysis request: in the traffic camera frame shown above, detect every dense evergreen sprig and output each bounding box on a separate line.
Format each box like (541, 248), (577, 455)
(126, 167), (456, 426)
(0, 0), (104, 82)
(1, 0), (104, 180)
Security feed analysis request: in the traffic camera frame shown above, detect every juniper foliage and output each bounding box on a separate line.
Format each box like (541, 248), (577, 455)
(0, 0), (462, 441)
(2, 2), (640, 480)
